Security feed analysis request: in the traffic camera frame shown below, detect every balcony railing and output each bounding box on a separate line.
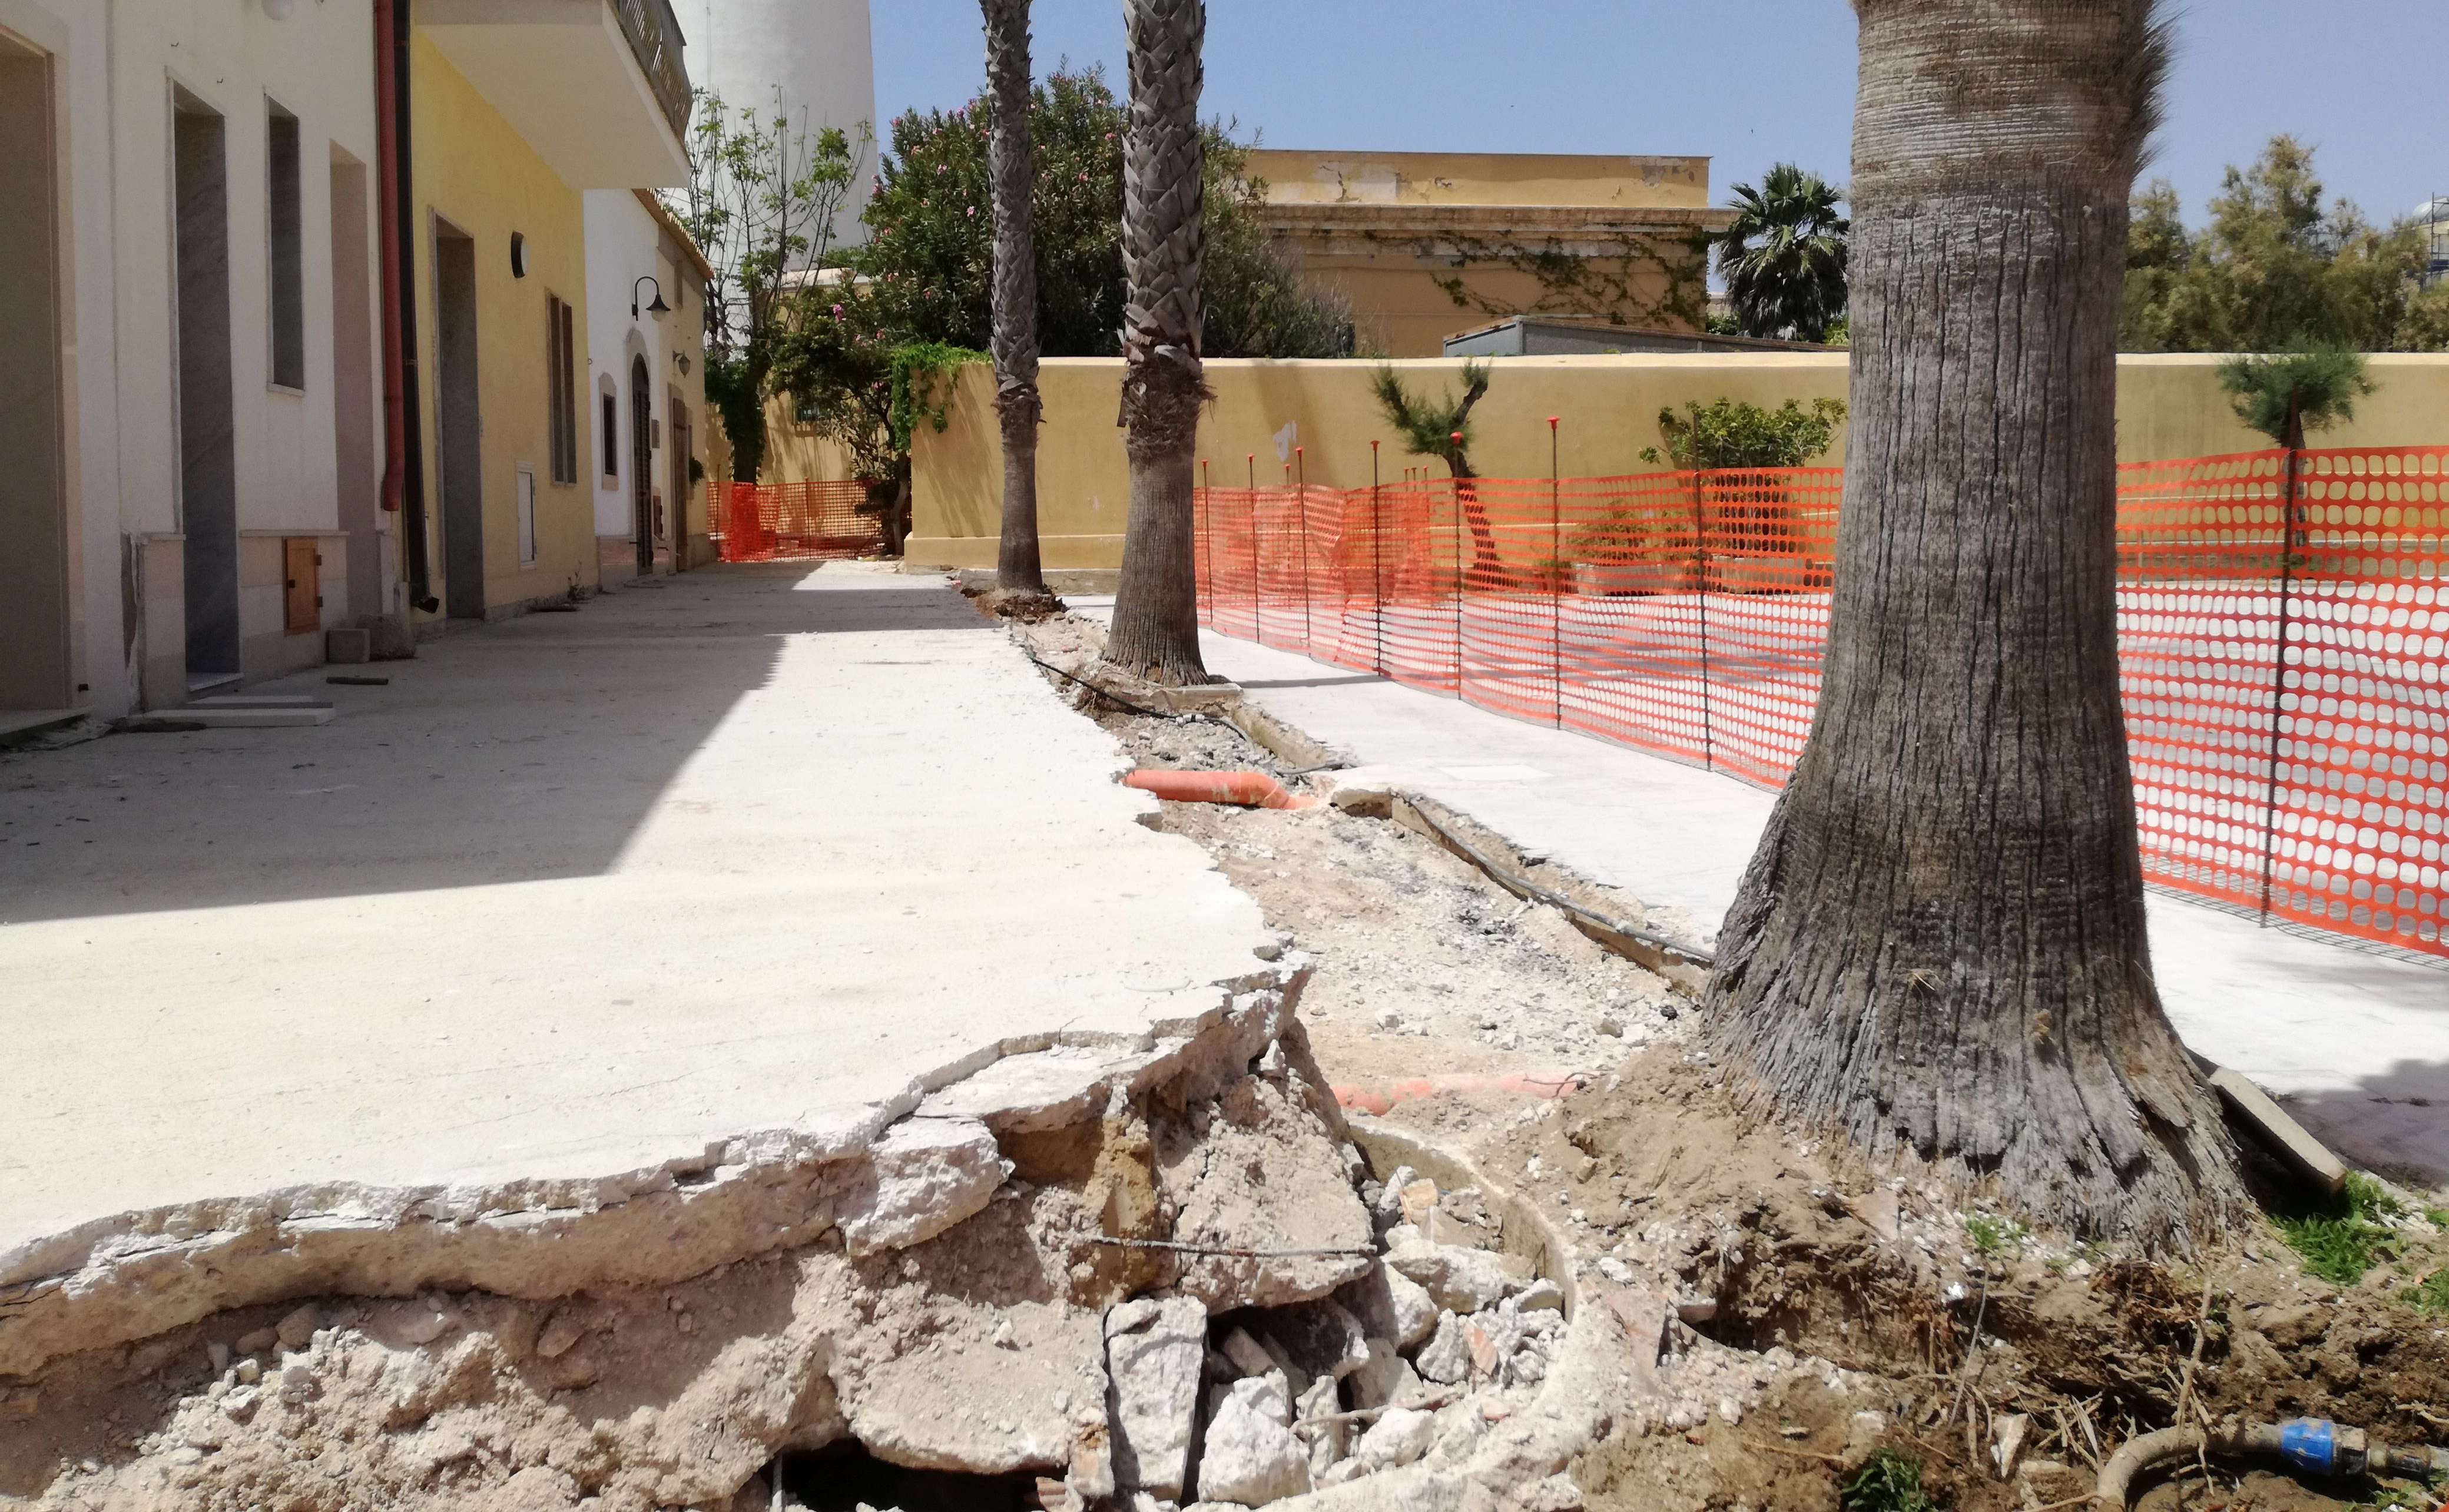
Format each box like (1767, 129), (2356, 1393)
(612, 0), (692, 141)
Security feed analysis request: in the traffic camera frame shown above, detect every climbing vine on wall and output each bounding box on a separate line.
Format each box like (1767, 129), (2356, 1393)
(1376, 227), (1712, 333)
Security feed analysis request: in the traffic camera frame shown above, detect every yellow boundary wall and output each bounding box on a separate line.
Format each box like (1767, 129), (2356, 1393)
(907, 353), (2449, 571)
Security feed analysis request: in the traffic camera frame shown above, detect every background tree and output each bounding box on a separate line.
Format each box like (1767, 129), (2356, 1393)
(764, 296), (981, 553)
(980, 0), (1048, 595)
(843, 67), (1348, 361)
(2121, 137), (2449, 352)
(1103, 0), (1212, 685)
(1704, 0), (2244, 1248)
(2218, 347), (2374, 449)
(1369, 361), (1499, 582)
(668, 91), (866, 482)
(1715, 164), (1850, 342)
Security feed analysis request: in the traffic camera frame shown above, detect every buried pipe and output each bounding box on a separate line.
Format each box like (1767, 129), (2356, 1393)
(2095, 1419), (2449, 1508)
(1123, 768), (1322, 810)
(1333, 1070), (1592, 1116)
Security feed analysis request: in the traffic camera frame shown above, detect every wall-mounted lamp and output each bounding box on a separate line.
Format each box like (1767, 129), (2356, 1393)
(632, 276), (670, 320)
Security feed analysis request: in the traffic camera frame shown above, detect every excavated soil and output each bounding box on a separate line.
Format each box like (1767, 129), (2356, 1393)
(1051, 622), (2449, 1512)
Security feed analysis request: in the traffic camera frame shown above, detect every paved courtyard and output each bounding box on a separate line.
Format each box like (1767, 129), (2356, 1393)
(0, 565), (1268, 1265)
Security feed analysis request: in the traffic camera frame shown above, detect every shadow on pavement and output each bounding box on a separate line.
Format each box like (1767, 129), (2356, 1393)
(0, 563), (985, 923)
(2283, 1058), (2449, 1189)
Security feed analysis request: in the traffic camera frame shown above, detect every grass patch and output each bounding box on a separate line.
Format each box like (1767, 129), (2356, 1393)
(1963, 1213), (2028, 1257)
(1841, 1450), (1942, 1512)
(2273, 1173), (2407, 1288)
(2416, 1268), (2449, 1318)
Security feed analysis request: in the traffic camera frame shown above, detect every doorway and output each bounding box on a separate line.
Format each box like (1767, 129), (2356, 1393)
(630, 354), (654, 577)
(667, 390), (692, 570)
(174, 91), (240, 685)
(434, 220), (483, 619)
(0, 32), (69, 711)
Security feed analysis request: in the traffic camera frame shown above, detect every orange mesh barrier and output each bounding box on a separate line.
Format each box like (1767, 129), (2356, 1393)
(1193, 447), (2448, 959)
(711, 480), (883, 562)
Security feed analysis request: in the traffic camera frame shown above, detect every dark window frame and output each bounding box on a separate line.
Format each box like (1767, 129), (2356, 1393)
(265, 100), (305, 390)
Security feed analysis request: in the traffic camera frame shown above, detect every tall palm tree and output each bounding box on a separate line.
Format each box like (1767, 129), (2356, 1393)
(981, 0), (1048, 595)
(1102, 0), (1209, 685)
(1702, 0), (2244, 1247)
(1715, 163), (1849, 342)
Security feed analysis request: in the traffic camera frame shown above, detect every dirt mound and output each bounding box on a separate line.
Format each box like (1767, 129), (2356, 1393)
(1494, 1049), (2449, 1511)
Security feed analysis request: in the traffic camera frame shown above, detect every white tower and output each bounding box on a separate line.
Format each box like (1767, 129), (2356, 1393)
(671, 0), (877, 244)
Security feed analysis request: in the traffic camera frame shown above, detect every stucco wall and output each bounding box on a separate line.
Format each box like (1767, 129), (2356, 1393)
(584, 189), (702, 575)
(410, 32), (595, 614)
(909, 352), (2449, 571)
(1, 0), (382, 715)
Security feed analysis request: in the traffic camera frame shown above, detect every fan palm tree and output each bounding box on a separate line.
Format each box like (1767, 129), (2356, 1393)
(1702, 0), (2245, 1247)
(1103, 0), (1210, 684)
(981, 0), (1047, 595)
(1715, 164), (1849, 342)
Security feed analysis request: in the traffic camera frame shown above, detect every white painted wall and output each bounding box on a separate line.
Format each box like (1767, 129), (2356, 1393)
(0, 0), (115, 712)
(584, 189), (691, 575)
(668, 0), (874, 244)
(2, 0), (383, 715)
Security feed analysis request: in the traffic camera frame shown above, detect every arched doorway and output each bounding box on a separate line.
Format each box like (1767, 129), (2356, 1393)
(629, 355), (653, 577)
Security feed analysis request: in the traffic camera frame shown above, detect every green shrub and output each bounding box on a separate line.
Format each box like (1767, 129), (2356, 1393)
(1639, 397), (1846, 471)
(1840, 1450), (1941, 1512)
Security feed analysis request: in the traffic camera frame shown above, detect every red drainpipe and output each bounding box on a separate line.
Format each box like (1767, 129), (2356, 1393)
(373, 0), (436, 611)
(373, 0), (405, 517)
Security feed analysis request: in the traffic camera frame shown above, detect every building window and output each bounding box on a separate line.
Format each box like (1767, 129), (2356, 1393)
(601, 391), (619, 480)
(546, 293), (577, 484)
(516, 466), (537, 565)
(266, 101), (304, 389)
(794, 394), (820, 425)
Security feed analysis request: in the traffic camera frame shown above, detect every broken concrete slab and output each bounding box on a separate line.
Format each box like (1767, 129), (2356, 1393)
(1386, 1236), (1512, 1316)
(839, 1118), (1013, 1256)
(1105, 1296), (1207, 1500)
(0, 566), (1285, 1378)
(1196, 1373), (1310, 1506)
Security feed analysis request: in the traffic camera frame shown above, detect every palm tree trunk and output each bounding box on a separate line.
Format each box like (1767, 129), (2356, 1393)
(1104, 0), (1210, 685)
(982, 0), (1046, 595)
(1449, 459), (1501, 588)
(1702, 0), (2243, 1248)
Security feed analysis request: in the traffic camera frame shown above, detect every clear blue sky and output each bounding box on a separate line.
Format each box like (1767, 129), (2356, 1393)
(874, 1), (2449, 229)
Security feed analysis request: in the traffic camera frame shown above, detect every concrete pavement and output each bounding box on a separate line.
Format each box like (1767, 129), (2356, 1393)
(0, 565), (1271, 1270)
(1078, 602), (2449, 1188)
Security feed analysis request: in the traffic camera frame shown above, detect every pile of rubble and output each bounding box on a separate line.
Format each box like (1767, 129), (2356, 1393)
(1099, 1165), (1575, 1510)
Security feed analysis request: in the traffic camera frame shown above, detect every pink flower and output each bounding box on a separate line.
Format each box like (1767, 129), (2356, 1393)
(966, 205), (976, 217)
(831, 303), (843, 319)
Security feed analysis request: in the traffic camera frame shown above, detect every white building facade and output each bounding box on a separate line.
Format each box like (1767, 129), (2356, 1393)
(1, 0), (381, 723)
(585, 187), (713, 582)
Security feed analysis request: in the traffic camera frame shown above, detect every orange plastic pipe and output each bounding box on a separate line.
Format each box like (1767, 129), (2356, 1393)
(1332, 1072), (1592, 1116)
(1123, 769), (1321, 810)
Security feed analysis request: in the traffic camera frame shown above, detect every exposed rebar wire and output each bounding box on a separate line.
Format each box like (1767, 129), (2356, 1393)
(1081, 1235), (1380, 1260)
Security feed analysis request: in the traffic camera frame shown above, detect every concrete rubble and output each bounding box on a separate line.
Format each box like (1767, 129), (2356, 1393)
(1106, 1297), (1208, 1500)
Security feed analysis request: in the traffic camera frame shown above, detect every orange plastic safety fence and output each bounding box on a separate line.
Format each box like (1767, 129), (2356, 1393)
(1192, 447), (2448, 959)
(710, 479), (882, 562)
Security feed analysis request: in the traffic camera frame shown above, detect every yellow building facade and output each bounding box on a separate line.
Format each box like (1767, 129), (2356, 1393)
(1245, 150), (1736, 359)
(908, 353), (2449, 572)
(402, 1), (691, 625)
